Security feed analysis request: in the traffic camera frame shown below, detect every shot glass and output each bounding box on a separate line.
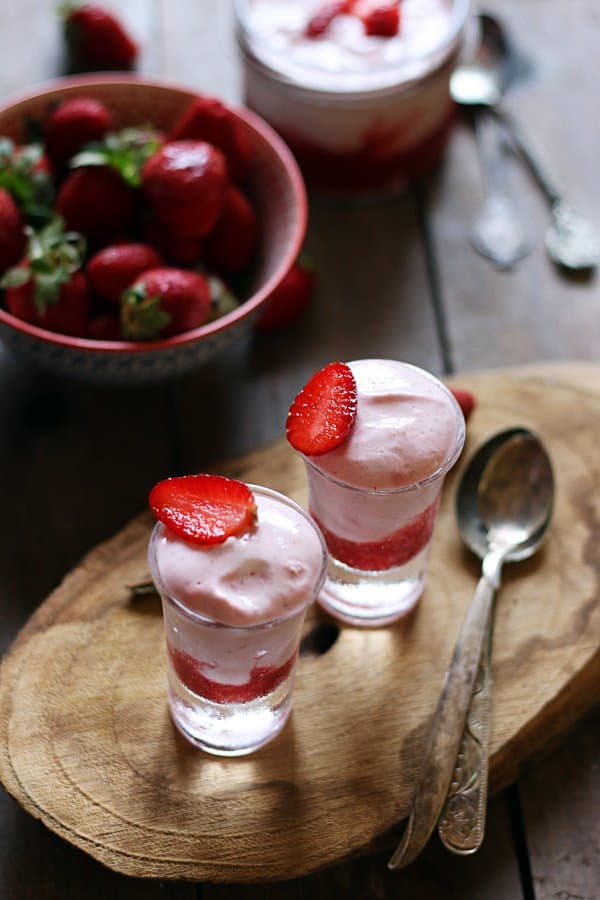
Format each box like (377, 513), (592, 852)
(148, 486), (327, 756)
(302, 368), (465, 627)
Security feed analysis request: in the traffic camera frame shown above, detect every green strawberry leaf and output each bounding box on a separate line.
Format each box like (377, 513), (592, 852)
(120, 284), (172, 340)
(0, 139), (55, 224)
(71, 126), (162, 187)
(1, 217), (86, 314)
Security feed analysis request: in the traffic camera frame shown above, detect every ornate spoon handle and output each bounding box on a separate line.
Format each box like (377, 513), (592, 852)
(437, 610), (493, 854)
(388, 548), (504, 871)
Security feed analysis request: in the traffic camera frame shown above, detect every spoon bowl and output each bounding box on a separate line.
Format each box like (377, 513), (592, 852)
(457, 427), (554, 563)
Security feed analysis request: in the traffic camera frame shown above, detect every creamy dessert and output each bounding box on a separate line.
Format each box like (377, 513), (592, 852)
(235, 0), (471, 190)
(148, 478), (326, 754)
(286, 359), (465, 624)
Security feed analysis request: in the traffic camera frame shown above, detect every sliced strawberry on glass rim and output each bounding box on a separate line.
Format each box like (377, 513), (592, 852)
(149, 474), (257, 545)
(286, 361), (357, 456)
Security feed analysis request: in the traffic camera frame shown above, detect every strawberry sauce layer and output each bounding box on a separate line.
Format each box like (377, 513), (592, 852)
(280, 111), (454, 191)
(313, 496), (440, 570)
(168, 643), (297, 703)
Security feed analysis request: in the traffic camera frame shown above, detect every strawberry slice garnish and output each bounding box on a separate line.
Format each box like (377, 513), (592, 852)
(286, 361), (357, 456)
(360, 3), (401, 37)
(305, 2), (353, 38)
(450, 387), (476, 423)
(149, 474), (257, 545)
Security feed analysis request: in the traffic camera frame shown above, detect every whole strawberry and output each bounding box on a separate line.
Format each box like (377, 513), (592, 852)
(56, 166), (134, 244)
(0, 138), (55, 224)
(120, 267), (212, 340)
(1, 219), (90, 336)
(450, 387), (476, 423)
(87, 242), (164, 303)
(44, 97), (112, 166)
(206, 185), (258, 274)
(141, 140), (228, 239)
(0, 188), (26, 275)
(141, 220), (205, 267)
(170, 97), (253, 183)
(88, 311), (121, 340)
(255, 259), (315, 331)
(61, 3), (138, 71)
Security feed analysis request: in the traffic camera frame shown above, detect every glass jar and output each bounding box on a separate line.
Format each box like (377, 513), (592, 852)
(234, 0), (472, 191)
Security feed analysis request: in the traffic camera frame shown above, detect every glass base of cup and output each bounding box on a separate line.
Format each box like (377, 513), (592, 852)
(317, 543), (430, 627)
(167, 667), (294, 756)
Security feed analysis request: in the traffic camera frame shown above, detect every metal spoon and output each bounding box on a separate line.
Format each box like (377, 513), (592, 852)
(450, 14), (533, 269)
(437, 428), (554, 854)
(451, 13), (600, 271)
(388, 428), (554, 870)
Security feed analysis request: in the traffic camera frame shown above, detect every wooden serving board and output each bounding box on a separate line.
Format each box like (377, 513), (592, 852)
(0, 362), (598, 883)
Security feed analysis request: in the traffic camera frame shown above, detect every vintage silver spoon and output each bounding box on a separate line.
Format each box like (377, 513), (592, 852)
(451, 13), (600, 271)
(388, 428), (554, 870)
(450, 14), (533, 269)
(437, 428), (554, 854)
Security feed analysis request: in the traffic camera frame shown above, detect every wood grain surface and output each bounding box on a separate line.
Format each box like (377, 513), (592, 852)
(0, 363), (598, 883)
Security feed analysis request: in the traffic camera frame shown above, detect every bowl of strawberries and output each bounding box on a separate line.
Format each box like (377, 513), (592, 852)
(0, 75), (307, 382)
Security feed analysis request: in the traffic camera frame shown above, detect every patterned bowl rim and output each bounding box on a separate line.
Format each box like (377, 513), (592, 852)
(0, 73), (308, 354)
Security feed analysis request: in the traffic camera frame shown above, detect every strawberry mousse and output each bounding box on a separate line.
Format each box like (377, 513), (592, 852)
(235, 0), (471, 190)
(148, 479), (326, 755)
(287, 359), (465, 625)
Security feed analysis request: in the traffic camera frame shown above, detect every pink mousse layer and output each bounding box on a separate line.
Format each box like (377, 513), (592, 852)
(244, 0), (455, 92)
(314, 359), (460, 489)
(305, 359), (462, 543)
(152, 492), (323, 627)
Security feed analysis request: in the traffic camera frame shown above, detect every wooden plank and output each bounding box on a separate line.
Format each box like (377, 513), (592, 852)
(205, 795), (522, 900)
(519, 708), (600, 900)
(431, 0), (600, 371)
(158, 0), (239, 100)
(0, 365), (187, 896)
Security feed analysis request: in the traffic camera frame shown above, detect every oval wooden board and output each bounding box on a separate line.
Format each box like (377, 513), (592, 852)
(0, 362), (599, 882)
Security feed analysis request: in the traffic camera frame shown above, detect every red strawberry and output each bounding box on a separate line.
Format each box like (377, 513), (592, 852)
(87, 242), (164, 303)
(56, 166), (134, 244)
(44, 97), (112, 166)
(205, 185), (258, 274)
(0, 188), (26, 275)
(121, 267), (211, 340)
(305, 1), (354, 37)
(5, 267), (90, 336)
(0, 140), (54, 222)
(149, 474), (257, 545)
(62, 3), (138, 70)
(255, 260), (314, 331)
(142, 140), (228, 239)
(1, 218), (89, 336)
(450, 387), (476, 423)
(360, 3), (401, 37)
(170, 97), (253, 183)
(286, 361), (357, 456)
(88, 311), (121, 340)
(142, 220), (205, 267)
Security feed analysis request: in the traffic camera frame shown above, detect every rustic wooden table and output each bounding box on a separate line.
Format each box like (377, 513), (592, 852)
(0, 1), (598, 898)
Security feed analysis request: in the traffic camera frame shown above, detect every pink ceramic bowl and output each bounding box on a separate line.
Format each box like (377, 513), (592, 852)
(0, 75), (307, 383)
